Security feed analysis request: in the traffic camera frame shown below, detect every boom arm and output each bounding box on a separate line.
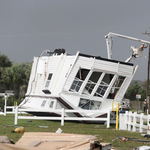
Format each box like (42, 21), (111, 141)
(105, 32), (150, 60)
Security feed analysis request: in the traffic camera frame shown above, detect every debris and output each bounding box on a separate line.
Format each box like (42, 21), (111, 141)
(11, 127), (25, 133)
(112, 137), (118, 142)
(15, 132), (110, 150)
(28, 140), (42, 147)
(27, 120), (32, 122)
(144, 134), (150, 139)
(118, 136), (150, 142)
(10, 139), (15, 144)
(38, 126), (48, 128)
(95, 126), (100, 128)
(55, 128), (62, 133)
(5, 125), (14, 127)
(0, 136), (11, 144)
(94, 125), (105, 129)
(121, 137), (128, 141)
(90, 141), (102, 150)
(141, 134), (145, 136)
(134, 146), (150, 150)
(104, 122), (107, 125)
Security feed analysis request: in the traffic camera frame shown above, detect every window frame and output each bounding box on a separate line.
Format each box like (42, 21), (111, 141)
(45, 73), (53, 88)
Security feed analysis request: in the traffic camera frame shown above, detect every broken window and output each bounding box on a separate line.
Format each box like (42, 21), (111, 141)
(41, 100), (46, 107)
(94, 73), (114, 97)
(107, 76), (125, 99)
(70, 68), (89, 92)
(82, 71), (102, 95)
(78, 98), (101, 110)
(45, 73), (53, 88)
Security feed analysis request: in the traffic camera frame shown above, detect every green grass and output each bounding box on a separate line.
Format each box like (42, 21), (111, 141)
(0, 114), (150, 150)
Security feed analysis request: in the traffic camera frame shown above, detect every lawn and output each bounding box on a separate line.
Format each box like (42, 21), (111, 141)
(0, 114), (150, 150)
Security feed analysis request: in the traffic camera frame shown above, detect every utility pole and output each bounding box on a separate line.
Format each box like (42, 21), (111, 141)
(142, 31), (150, 114)
(148, 45), (150, 114)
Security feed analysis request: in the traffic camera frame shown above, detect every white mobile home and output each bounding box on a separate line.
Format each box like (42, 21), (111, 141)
(19, 32), (150, 119)
(19, 50), (135, 118)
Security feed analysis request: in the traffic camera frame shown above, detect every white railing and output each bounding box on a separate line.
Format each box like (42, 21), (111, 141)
(119, 111), (150, 134)
(0, 106), (16, 116)
(0, 106), (27, 116)
(0, 92), (14, 116)
(4, 106), (15, 115)
(14, 106), (111, 128)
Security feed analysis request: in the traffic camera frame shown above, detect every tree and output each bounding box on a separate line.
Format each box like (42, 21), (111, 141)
(1, 63), (31, 99)
(0, 53), (12, 92)
(0, 53), (12, 68)
(142, 79), (150, 96)
(125, 81), (146, 101)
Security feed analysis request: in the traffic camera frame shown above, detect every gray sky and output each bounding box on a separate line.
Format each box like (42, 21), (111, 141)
(0, 0), (150, 81)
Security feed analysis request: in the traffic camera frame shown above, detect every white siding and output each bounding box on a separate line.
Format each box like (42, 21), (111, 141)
(63, 55), (134, 108)
(76, 56), (94, 69)
(27, 55), (77, 96)
(101, 99), (114, 111)
(50, 55), (66, 93)
(115, 76), (132, 102)
(51, 55), (76, 94)
(64, 56), (134, 91)
(64, 56), (94, 91)
(26, 57), (38, 95)
(118, 64), (134, 76)
(94, 59), (118, 73)
(25, 97), (50, 108)
(26, 56), (62, 95)
(61, 92), (80, 107)
(26, 54), (134, 112)
(33, 57), (52, 94)
(94, 59), (134, 77)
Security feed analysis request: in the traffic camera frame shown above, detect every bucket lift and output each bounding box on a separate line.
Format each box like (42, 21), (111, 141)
(131, 43), (148, 58)
(105, 32), (150, 62)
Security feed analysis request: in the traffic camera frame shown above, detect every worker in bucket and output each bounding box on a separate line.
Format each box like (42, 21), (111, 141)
(139, 43), (148, 51)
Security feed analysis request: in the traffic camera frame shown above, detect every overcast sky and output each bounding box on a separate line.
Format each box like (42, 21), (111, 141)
(0, 0), (150, 81)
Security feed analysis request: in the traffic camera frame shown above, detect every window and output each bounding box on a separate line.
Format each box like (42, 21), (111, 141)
(107, 76), (125, 99)
(94, 73), (114, 97)
(41, 100), (46, 107)
(70, 68), (89, 92)
(45, 73), (53, 88)
(78, 98), (101, 110)
(82, 72), (102, 95)
(49, 101), (54, 108)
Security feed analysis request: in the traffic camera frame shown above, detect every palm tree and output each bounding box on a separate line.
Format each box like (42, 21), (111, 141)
(0, 53), (12, 92)
(1, 63), (31, 99)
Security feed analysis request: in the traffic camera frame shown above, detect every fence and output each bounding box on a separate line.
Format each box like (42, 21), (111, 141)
(4, 106), (16, 116)
(119, 111), (150, 134)
(14, 106), (111, 128)
(0, 106), (27, 116)
(0, 92), (18, 116)
(0, 106), (15, 116)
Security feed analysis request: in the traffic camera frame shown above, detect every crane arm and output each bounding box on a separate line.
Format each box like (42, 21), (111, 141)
(105, 32), (150, 60)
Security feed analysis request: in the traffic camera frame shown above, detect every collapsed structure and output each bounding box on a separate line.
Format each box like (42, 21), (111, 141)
(19, 32), (150, 119)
